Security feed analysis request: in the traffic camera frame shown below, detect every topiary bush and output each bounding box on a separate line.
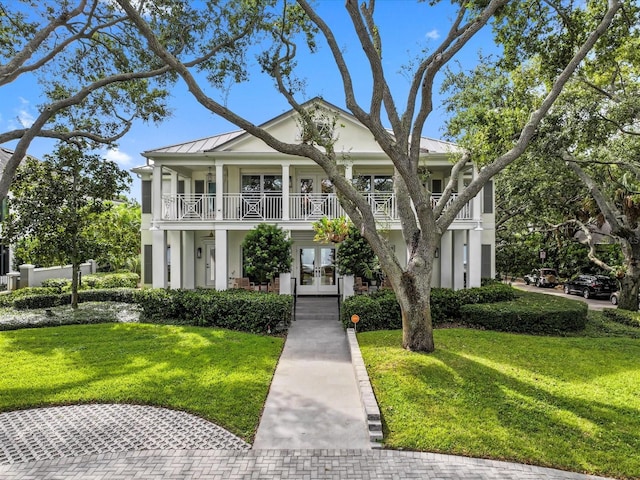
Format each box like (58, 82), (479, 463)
(460, 292), (588, 334)
(135, 288), (293, 334)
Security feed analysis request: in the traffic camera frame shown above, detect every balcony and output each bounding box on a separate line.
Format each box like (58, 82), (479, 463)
(161, 193), (470, 222)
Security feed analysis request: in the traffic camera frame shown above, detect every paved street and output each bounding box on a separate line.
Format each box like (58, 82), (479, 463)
(512, 280), (614, 311)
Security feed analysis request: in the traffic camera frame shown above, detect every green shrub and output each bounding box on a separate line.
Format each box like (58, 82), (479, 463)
(41, 278), (72, 292)
(83, 272), (139, 289)
(135, 288), (293, 334)
(78, 288), (137, 304)
(13, 293), (70, 310)
(460, 293), (588, 334)
(341, 291), (402, 332)
(11, 288), (138, 310)
(341, 284), (517, 331)
(602, 308), (640, 328)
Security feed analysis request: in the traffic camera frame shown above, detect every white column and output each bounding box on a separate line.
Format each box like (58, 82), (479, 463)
(152, 164), (163, 224)
(215, 228), (228, 290)
(467, 228), (482, 287)
(439, 230), (453, 289)
(282, 163), (290, 220)
(169, 230), (182, 289)
(170, 171), (178, 195)
(182, 231), (195, 290)
(151, 228), (167, 288)
(215, 163), (224, 220)
(453, 230), (465, 290)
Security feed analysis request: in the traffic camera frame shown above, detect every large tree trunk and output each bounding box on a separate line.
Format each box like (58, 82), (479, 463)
(395, 269), (435, 353)
(618, 240), (640, 312)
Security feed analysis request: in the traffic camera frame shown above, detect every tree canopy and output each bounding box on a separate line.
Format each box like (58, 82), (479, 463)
(0, 0), (270, 200)
(3, 142), (130, 307)
(444, 1), (640, 310)
(114, 0), (623, 351)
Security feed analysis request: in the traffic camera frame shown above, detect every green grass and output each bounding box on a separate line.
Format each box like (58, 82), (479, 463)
(358, 319), (640, 479)
(0, 322), (283, 442)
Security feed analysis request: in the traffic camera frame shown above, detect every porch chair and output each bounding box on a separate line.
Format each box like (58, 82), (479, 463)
(233, 277), (255, 291)
(354, 277), (369, 294)
(267, 277), (280, 293)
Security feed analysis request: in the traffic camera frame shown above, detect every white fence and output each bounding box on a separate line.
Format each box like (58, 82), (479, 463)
(6, 260), (97, 291)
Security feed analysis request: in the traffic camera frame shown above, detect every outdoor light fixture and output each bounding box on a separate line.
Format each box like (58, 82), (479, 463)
(196, 247), (202, 258)
(434, 248), (440, 258)
(207, 167), (213, 184)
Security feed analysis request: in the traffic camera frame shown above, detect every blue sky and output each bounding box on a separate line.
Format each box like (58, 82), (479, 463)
(0, 1), (497, 201)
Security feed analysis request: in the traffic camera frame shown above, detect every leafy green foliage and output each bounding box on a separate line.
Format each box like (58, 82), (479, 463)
(241, 224), (292, 284)
(134, 288), (293, 334)
(3, 143), (130, 308)
(85, 201), (142, 273)
(460, 292), (588, 334)
(83, 272), (139, 289)
(341, 284), (516, 331)
(602, 308), (640, 328)
(11, 289), (137, 310)
(335, 225), (380, 280)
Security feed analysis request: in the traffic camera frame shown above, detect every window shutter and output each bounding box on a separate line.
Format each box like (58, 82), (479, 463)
(143, 244), (153, 284)
(483, 181), (494, 214)
(142, 181), (152, 213)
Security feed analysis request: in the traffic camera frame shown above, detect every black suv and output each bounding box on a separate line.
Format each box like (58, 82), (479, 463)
(563, 274), (618, 299)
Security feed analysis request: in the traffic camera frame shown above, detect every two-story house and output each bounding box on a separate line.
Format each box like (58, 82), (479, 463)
(133, 100), (495, 294)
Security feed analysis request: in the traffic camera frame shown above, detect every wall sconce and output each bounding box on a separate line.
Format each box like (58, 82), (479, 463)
(207, 167), (213, 184)
(434, 248), (440, 258)
(196, 247), (202, 258)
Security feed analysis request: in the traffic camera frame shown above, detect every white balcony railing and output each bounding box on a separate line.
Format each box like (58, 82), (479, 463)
(162, 194), (216, 220)
(160, 193), (471, 222)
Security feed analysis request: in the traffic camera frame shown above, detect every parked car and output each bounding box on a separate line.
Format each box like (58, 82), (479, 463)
(609, 291), (640, 307)
(563, 274), (618, 299)
(524, 268), (559, 287)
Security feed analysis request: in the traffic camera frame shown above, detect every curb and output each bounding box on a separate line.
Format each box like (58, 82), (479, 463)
(346, 328), (383, 448)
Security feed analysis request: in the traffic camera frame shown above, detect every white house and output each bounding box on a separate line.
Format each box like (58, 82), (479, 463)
(133, 100), (495, 294)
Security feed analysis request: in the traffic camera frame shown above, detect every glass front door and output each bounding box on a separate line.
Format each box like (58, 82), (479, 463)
(298, 246), (337, 294)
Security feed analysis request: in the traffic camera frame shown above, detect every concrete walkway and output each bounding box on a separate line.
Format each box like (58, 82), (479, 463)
(252, 296), (371, 449)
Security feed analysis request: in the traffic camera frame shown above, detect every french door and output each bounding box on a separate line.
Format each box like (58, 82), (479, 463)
(297, 246), (337, 295)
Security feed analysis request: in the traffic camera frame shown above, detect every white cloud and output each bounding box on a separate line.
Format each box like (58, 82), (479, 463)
(11, 97), (35, 128)
(425, 29), (440, 40)
(104, 148), (133, 166)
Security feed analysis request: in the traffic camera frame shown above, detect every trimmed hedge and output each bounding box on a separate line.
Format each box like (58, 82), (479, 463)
(341, 283), (517, 332)
(83, 272), (139, 289)
(40, 272), (140, 292)
(135, 288), (293, 334)
(11, 288), (137, 310)
(460, 293), (588, 334)
(602, 308), (640, 328)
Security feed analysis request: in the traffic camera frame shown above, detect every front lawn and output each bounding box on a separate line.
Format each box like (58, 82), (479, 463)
(358, 324), (640, 479)
(0, 322), (283, 442)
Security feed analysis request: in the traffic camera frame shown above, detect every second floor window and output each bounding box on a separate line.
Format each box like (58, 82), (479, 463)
(353, 174), (393, 193)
